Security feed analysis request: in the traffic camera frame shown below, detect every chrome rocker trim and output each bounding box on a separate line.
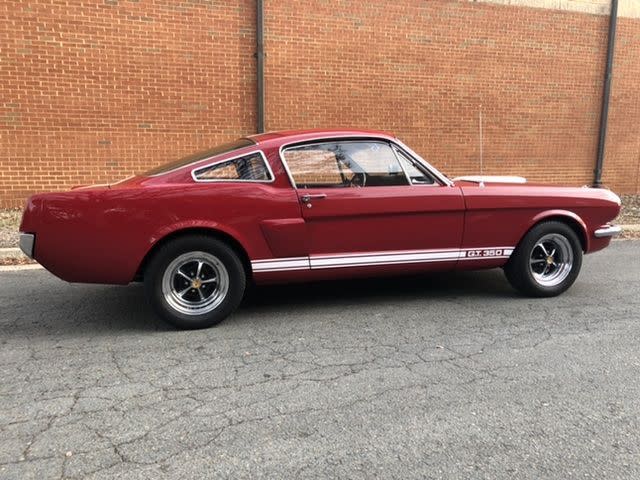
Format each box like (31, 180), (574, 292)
(19, 233), (35, 259)
(594, 225), (622, 238)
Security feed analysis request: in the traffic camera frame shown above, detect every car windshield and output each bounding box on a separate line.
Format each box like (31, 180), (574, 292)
(143, 138), (255, 176)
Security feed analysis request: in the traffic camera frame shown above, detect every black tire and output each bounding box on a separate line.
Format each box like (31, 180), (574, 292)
(144, 235), (246, 329)
(504, 221), (583, 297)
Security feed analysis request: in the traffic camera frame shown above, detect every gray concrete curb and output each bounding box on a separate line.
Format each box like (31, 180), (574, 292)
(0, 264), (43, 272)
(0, 247), (39, 269)
(0, 247), (38, 266)
(0, 247), (23, 259)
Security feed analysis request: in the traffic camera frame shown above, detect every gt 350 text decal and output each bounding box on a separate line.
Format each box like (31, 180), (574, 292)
(460, 248), (514, 258)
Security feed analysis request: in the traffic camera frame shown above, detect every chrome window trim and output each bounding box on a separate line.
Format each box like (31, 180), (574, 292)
(391, 144), (439, 187)
(279, 144), (301, 189)
(281, 139), (410, 188)
(191, 150), (275, 183)
(390, 144), (414, 186)
(278, 135), (452, 189)
(392, 139), (453, 187)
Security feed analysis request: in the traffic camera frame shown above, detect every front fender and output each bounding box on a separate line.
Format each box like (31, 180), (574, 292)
(527, 209), (589, 251)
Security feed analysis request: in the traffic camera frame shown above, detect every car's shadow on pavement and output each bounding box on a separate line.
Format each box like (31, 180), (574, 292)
(3, 268), (517, 337)
(241, 269), (517, 312)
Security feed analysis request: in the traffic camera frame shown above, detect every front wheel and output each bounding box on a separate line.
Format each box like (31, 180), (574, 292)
(144, 236), (246, 329)
(504, 221), (583, 297)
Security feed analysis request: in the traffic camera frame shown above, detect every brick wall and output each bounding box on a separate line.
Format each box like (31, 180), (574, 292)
(1, 0), (639, 208)
(603, 15), (640, 192)
(0, 0), (257, 208)
(265, 0), (640, 193)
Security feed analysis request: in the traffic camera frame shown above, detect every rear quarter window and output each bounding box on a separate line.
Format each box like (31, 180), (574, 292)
(192, 152), (273, 182)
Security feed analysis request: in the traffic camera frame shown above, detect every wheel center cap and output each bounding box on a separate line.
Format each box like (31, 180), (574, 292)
(546, 256), (554, 265)
(191, 278), (202, 289)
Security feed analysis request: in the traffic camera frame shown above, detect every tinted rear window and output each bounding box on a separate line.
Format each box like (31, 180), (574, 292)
(143, 138), (255, 176)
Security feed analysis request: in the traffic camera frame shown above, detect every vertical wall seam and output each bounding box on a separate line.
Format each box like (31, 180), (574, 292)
(594, 0), (619, 187)
(256, 0), (265, 134)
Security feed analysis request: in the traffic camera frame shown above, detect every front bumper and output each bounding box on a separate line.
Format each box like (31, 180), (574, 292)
(594, 224), (622, 238)
(19, 233), (35, 258)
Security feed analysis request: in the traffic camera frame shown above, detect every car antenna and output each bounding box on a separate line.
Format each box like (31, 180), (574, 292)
(479, 104), (484, 175)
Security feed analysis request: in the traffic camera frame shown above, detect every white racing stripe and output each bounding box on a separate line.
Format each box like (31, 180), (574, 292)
(251, 247), (515, 273)
(251, 257), (310, 272)
(311, 250), (461, 269)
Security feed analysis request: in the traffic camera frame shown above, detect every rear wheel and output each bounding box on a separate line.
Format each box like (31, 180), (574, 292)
(504, 221), (582, 297)
(144, 236), (246, 329)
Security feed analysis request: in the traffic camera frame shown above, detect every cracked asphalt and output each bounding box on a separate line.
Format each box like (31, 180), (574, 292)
(0, 241), (639, 479)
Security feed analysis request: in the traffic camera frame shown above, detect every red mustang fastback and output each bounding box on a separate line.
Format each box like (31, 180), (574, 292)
(19, 129), (621, 329)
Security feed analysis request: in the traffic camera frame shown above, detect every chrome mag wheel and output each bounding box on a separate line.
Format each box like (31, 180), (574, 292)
(161, 251), (230, 316)
(529, 233), (574, 287)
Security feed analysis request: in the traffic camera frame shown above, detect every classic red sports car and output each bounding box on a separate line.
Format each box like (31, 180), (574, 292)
(19, 129), (621, 329)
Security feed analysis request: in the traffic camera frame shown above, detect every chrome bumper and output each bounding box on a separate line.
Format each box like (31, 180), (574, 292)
(19, 233), (35, 258)
(594, 225), (622, 238)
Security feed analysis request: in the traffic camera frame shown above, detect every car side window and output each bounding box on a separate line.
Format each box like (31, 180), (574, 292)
(283, 141), (410, 188)
(192, 152), (272, 182)
(394, 147), (436, 185)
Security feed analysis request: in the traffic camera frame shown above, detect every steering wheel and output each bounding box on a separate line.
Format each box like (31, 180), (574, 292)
(348, 172), (366, 188)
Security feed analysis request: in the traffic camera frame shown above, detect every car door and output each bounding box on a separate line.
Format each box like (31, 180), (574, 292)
(280, 139), (465, 271)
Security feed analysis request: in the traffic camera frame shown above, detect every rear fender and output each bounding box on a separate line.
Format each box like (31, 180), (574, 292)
(145, 220), (253, 260)
(134, 220), (256, 282)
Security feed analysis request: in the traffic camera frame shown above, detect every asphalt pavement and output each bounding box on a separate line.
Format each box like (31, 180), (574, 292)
(1, 241), (639, 479)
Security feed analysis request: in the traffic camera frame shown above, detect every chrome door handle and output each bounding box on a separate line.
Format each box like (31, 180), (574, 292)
(300, 193), (327, 203)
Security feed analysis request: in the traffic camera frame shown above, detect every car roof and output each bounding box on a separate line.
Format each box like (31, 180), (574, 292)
(246, 129), (396, 146)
